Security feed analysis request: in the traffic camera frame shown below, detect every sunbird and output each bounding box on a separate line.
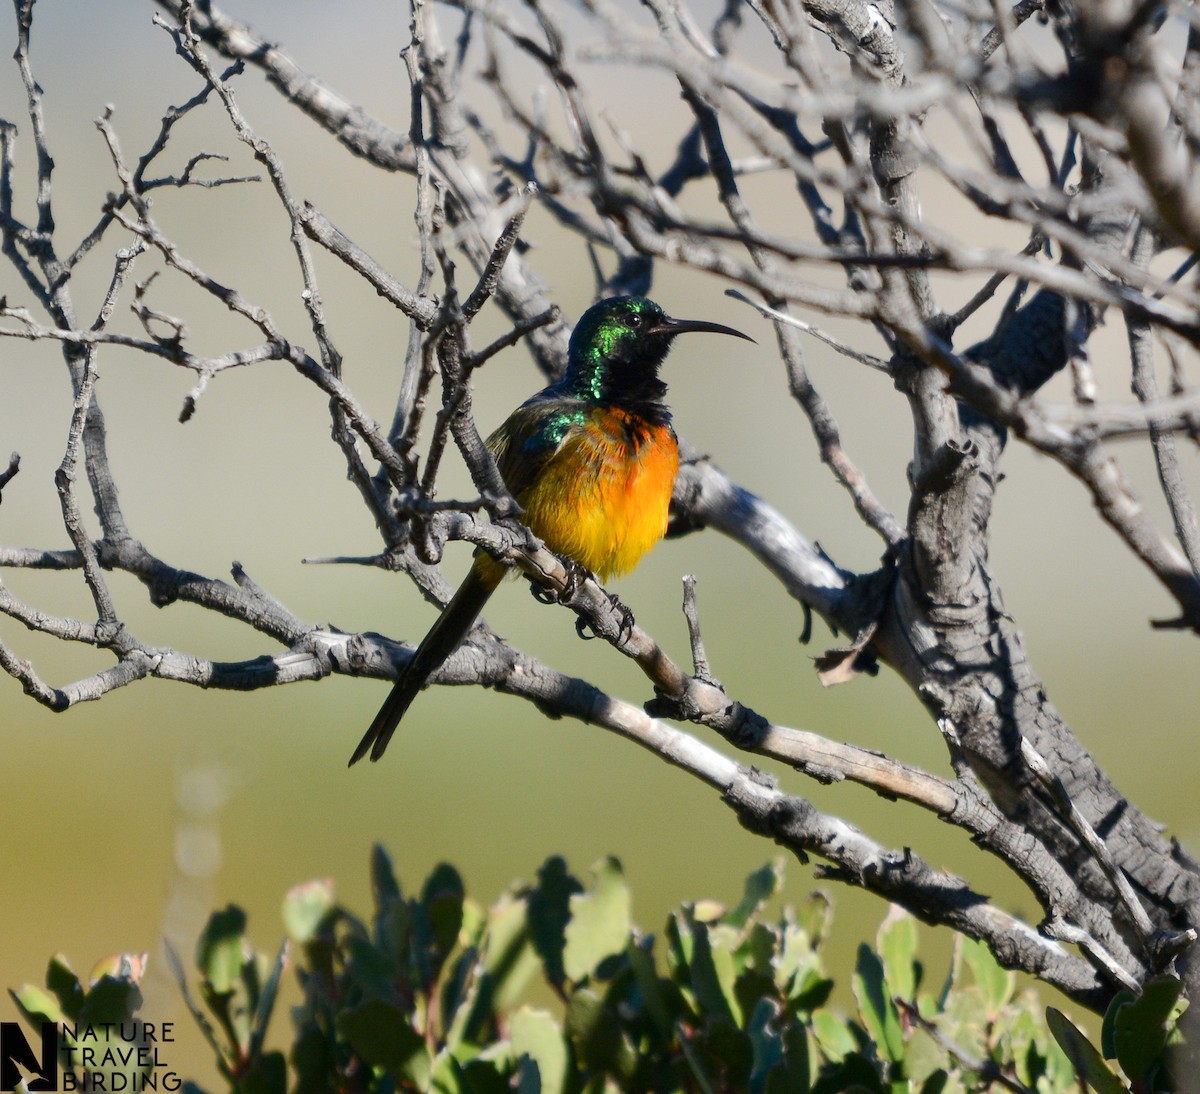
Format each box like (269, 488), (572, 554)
(350, 295), (752, 764)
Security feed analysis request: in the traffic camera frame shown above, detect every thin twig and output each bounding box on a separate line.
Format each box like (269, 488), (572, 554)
(1021, 739), (1156, 948)
(895, 999), (1035, 1094)
(0, 452), (20, 503)
(680, 575), (715, 684)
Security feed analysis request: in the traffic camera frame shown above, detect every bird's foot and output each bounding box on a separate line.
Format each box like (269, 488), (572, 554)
(530, 556), (591, 606)
(608, 592), (636, 642)
(559, 556), (590, 600)
(575, 591), (636, 643)
(530, 583), (557, 605)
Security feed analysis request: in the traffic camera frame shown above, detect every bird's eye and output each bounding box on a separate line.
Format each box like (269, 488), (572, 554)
(626, 312), (643, 329)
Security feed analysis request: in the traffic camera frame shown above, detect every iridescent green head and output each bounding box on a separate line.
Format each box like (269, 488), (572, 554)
(564, 295), (751, 407)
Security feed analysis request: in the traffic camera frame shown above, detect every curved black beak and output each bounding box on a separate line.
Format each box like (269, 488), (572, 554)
(649, 315), (756, 344)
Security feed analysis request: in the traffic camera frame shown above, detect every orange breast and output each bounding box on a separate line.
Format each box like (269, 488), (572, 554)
(518, 408), (679, 581)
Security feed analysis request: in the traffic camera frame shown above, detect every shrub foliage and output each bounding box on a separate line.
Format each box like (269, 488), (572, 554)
(10, 848), (1186, 1092)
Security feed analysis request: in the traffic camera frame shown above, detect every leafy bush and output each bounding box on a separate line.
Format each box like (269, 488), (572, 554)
(9, 848), (1186, 1092)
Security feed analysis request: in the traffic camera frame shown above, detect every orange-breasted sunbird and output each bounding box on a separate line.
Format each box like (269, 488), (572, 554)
(350, 295), (751, 764)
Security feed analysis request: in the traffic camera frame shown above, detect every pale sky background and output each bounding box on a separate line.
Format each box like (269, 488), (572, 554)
(2, 0), (1196, 1081)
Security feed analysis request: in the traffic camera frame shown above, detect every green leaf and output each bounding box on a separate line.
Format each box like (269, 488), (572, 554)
(811, 1050), (883, 1094)
(724, 862), (783, 932)
(438, 946), (483, 1054)
(290, 1024), (333, 1094)
(61, 975), (149, 1089)
(903, 1027), (950, 1089)
(936, 984), (988, 1059)
(688, 918), (740, 1026)
(1100, 989), (1137, 1060)
(481, 890), (539, 1016)
(163, 939), (225, 1062)
(938, 935), (963, 1011)
(514, 1054), (542, 1094)
(238, 1049), (288, 1094)
(448, 891), (538, 1048)
(733, 966), (777, 1038)
(811, 1010), (857, 1062)
(14, 984), (79, 1082)
(459, 897), (487, 952)
(9, 983), (67, 1028)
(429, 1051), (471, 1094)
(626, 934), (673, 1037)
(196, 906), (248, 994)
(510, 1006), (568, 1094)
(1110, 975), (1183, 1079)
(247, 941), (288, 1061)
(564, 988), (637, 1082)
(282, 880), (336, 945)
(1046, 1007), (1129, 1094)
(87, 953), (148, 985)
(794, 892), (834, 951)
(917, 1070), (948, 1094)
(343, 934), (400, 999)
(775, 916), (826, 1008)
(563, 857), (631, 983)
(563, 988), (610, 1058)
(421, 861), (466, 962)
(338, 999), (431, 1087)
(46, 954), (84, 1022)
(527, 856), (583, 990)
(852, 944), (904, 1063)
(789, 971), (834, 1015)
(370, 842), (402, 906)
(461, 1055), (513, 1094)
(959, 937), (1012, 1014)
(1041, 1016), (1082, 1092)
(694, 1018), (753, 1088)
(877, 907), (918, 1002)
(376, 889), (412, 965)
(666, 909), (695, 981)
(747, 996), (783, 1093)
(78, 974), (143, 1028)
(1001, 1000), (1050, 1088)
(743, 922), (781, 979)
(765, 1021), (810, 1094)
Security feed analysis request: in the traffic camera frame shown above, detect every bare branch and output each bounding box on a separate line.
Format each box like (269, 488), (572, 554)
(298, 203), (439, 327)
(0, 451), (19, 503)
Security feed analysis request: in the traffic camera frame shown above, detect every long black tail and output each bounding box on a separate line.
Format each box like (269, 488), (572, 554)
(349, 562), (501, 765)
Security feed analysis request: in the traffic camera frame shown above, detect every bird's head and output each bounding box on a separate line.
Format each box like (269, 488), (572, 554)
(564, 295), (752, 406)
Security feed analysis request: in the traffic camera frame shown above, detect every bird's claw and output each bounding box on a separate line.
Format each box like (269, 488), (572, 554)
(575, 591), (636, 643)
(608, 592), (636, 642)
(559, 556), (589, 599)
(529, 556), (635, 644)
(531, 556), (591, 606)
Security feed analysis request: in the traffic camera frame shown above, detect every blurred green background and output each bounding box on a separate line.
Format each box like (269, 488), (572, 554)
(2, 0), (1196, 1083)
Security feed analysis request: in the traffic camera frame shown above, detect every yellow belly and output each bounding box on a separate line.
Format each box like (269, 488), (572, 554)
(518, 409), (679, 582)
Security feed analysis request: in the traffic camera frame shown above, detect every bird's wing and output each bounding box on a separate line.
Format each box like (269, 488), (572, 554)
(486, 394), (587, 501)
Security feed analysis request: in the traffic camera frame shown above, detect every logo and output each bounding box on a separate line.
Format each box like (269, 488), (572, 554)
(1, 1022), (56, 1092)
(1, 1023), (179, 1092)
